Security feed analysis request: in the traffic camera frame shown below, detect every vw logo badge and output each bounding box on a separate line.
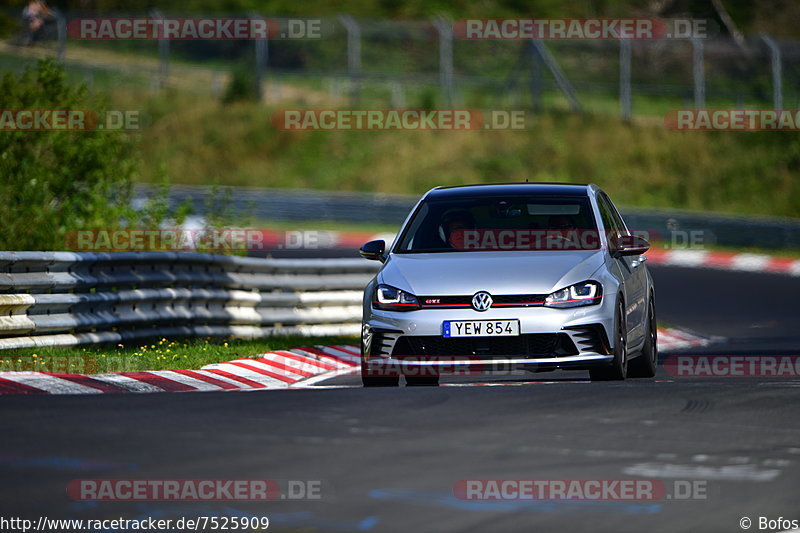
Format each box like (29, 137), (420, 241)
(471, 291), (493, 312)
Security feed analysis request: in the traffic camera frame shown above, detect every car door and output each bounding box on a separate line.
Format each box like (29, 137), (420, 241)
(601, 193), (647, 342)
(597, 193), (645, 344)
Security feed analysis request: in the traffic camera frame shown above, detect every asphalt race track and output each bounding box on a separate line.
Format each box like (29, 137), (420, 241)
(2, 265), (799, 532)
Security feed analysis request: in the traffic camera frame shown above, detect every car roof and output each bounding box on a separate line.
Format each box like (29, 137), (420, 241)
(425, 182), (596, 200)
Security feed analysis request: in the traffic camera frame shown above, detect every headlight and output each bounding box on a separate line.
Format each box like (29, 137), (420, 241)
(544, 281), (602, 308)
(373, 284), (420, 311)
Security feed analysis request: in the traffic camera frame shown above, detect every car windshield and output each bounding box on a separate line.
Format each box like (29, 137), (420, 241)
(395, 195), (600, 253)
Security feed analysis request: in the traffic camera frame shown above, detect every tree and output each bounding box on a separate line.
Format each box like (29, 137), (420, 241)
(0, 59), (138, 250)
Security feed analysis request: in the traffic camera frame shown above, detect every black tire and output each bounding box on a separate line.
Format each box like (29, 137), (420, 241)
(628, 296), (658, 378)
(590, 301), (628, 381)
(405, 376), (440, 387)
(361, 362), (399, 387)
(362, 374), (400, 387)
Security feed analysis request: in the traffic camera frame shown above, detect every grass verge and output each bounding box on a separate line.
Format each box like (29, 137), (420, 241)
(0, 336), (359, 374)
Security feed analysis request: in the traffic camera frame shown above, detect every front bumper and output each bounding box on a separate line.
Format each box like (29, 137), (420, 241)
(362, 353), (614, 378)
(363, 301), (616, 373)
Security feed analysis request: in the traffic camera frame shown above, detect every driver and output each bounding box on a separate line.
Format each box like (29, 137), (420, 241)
(440, 210), (476, 250)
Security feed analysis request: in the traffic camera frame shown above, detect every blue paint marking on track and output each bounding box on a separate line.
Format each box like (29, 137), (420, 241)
(0, 455), (139, 472)
(368, 488), (662, 515)
(358, 516), (380, 530)
(97, 504), (379, 532)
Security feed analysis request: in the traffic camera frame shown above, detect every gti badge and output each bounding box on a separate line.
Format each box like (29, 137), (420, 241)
(471, 291), (493, 312)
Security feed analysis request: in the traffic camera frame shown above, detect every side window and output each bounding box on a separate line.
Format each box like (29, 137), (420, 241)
(396, 202), (429, 251)
(603, 194), (630, 236)
(596, 195), (620, 236)
(597, 194), (624, 253)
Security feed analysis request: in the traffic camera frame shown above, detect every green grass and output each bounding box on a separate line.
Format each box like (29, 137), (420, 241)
(0, 335), (358, 374)
(122, 88), (800, 219)
(6, 41), (800, 221)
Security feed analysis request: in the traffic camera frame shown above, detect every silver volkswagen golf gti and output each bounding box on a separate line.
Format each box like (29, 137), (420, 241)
(359, 183), (656, 386)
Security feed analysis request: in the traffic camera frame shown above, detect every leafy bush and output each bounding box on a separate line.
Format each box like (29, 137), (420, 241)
(0, 12), (19, 39)
(222, 61), (260, 104)
(0, 59), (139, 250)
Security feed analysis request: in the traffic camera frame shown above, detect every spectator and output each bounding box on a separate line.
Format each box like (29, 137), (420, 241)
(22, 0), (52, 45)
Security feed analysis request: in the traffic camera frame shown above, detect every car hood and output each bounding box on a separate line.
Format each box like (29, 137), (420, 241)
(380, 251), (606, 296)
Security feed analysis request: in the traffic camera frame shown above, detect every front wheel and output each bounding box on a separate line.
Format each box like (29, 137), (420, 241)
(628, 296), (658, 378)
(406, 376), (440, 387)
(361, 362), (399, 387)
(590, 301), (628, 381)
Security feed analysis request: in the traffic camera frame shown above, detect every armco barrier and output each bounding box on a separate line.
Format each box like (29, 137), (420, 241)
(0, 252), (379, 350)
(138, 185), (800, 250)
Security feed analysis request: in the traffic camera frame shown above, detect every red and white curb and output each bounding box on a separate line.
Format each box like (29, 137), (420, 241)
(300, 230), (800, 277)
(0, 328), (717, 395)
(657, 327), (719, 352)
(178, 226), (800, 276)
(0, 345), (360, 395)
(644, 249), (800, 275)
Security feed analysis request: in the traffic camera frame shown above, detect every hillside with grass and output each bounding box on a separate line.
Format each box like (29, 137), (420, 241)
(126, 90), (800, 218)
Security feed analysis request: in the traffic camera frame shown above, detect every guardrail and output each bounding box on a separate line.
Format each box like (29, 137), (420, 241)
(138, 185), (800, 250)
(0, 252), (379, 351)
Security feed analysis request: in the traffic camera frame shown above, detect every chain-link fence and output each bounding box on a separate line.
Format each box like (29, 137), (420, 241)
(2, 10), (799, 116)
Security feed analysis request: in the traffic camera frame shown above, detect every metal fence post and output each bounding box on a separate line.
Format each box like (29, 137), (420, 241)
(252, 12), (269, 101)
(339, 15), (361, 105)
(150, 9), (169, 90)
(390, 82), (405, 108)
(432, 16), (454, 108)
(760, 34), (783, 110)
(55, 9), (66, 62)
(691, 37), (705, 108)
(528, 41), (542, 112)
(619, 39), (632, 121)
(530, 40), (581, 113)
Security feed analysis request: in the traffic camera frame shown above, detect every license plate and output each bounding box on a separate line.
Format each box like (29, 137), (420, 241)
(443, 320), (520, 337)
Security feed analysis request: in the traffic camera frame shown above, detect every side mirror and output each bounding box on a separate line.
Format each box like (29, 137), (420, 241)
(611, 234), (650, 258)
(359, 240), (386, 262)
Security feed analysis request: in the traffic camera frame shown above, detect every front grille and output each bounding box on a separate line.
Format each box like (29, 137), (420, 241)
(418, 294), (546, 309)
(419, 296), (472, 307)
(492, 294), (546, 307)
(392, 333), (577, 358)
